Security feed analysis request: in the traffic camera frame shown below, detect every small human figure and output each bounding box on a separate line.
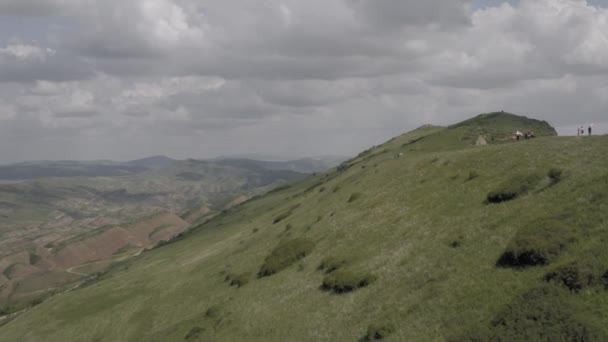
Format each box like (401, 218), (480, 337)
(589, 124), (593, 136)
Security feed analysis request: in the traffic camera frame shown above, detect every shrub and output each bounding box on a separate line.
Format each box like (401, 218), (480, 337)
(547, 168), (563, 185)
(487, 174), (542, 203)
(496, 220), (575, 268)
(29, 253), (41, 265)
(258, 238), (315, 277)
(364, 324), (395, 341)
(184, 326), (204, 341)
(272, 204), (301, 224)
(337, 162), (350, 173)
(348, 193), (363, 203)
(205, 306), (220, 319)
(449, 241), (461, 249)
(480, 286), (604, 341)
(224, 273), (250, 288)
(321, 270), (376, 294)
(318, 256), (348, 274)
(273, 212), (292, 224)
(544, 260), (603, 292)
(466, 171), (479, 182)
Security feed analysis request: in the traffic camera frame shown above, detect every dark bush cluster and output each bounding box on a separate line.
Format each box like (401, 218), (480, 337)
(487, 174), (542, 203)
(272, 204), (301, 224)
(363, 324), (395, 341)
(479, 286), (604, 341)
(496, 220), (575, 268)
(321, 270), (376, 294)
(348, 192), (363, 203)
(184, 326), (204, 341)
(224, 273), (250, 288)
(466, 171), (479, 182)
(544, 260), (603, 292)
(547, 168), (563, 185)
(318, 256), (348, 274)
(258, 238), (315, 277)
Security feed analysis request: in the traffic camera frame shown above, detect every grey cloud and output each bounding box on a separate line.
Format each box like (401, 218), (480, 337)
(0, 50), (94, 83)
(53, 110), (99, 118)
(348, 0), (473, 30)
(2, 0), (608, 164)
(0, 1), (63, 16)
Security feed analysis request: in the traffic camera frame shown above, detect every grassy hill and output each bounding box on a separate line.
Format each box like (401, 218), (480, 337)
(1, 113), (607, 341)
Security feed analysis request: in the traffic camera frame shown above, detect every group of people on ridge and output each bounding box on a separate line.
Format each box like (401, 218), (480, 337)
(578, 124), (594, 136)
(514, 130), (535, 141)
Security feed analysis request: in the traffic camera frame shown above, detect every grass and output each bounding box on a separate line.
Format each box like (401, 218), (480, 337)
(258, 238), (315, 277)
(2, 114), (608, 341)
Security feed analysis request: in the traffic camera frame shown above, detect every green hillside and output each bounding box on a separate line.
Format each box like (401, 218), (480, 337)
(2, 113), (607, 341)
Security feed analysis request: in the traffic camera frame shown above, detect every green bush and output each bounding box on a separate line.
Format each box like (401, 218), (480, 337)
(321, 270), (376, 293)
(348, 193), (363, 203)
(475, 286), (604, 341)
(466, 171), (479, 182)
(318, 256), (348, 274)
(272, 204), (301, 224)
(29, 253), (41, 265)
(547, 168), (563, 185)
(273, 212), (292, 224)
(364, 324), (395, 341)
(487, 174), (542, 203)
(224, 273), (250, 288)
(544, 260), (603, 292)
(496, 219), (575, 268)
(184, 326), (204, 341)
(258, 238), (315, 277)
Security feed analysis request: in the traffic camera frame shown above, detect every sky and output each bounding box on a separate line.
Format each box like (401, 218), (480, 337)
(0, 0), (607, 163)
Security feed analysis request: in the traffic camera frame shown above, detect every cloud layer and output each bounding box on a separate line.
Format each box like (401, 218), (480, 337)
(0, 0), (607, 163)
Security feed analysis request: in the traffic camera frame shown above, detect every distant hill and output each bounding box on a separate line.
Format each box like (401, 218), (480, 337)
(0, 154), (338, 180)
(0, 161), (147, 180)
(214, 156), (348, 174)
(7, 113), (607, 342)
(124, 155), (177, 169)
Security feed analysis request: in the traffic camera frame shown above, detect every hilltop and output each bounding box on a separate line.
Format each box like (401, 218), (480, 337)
(1, 113), (607, 341)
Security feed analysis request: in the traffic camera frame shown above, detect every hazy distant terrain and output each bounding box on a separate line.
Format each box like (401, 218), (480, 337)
(0, 157), (308, 311)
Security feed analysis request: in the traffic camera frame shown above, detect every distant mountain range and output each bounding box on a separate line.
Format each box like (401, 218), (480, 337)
(0, 155), (347, 180)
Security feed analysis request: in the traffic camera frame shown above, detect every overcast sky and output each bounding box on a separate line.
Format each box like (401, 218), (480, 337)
(0, 0), (607, 163)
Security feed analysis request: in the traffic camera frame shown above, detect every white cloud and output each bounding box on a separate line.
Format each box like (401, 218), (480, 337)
(1, 0), (608, 163)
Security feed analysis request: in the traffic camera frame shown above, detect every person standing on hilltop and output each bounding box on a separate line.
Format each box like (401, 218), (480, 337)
(589, 124), (593, 136)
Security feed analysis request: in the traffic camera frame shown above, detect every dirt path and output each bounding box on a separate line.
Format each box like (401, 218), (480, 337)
(66, 266), (88, 277)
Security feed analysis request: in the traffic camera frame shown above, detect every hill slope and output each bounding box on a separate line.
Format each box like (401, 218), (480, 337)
(2, 114), (607, 341)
